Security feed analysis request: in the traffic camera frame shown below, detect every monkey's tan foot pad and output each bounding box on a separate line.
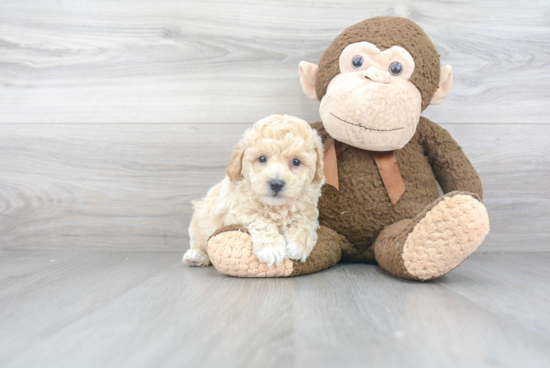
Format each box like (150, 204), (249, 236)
(403, 194), (490, 280)
(207, 225), (342, 277)
(208, 229), (294, 277)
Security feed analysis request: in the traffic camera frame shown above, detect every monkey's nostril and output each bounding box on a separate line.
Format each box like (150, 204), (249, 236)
(270, 180), (285, 194)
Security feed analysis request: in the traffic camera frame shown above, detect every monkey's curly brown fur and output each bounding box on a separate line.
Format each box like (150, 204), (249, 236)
(312, 117), (483, 263)
(315, 16), (441, 111)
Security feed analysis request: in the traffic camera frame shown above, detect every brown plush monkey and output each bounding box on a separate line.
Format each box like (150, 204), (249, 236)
(207, 16), (490, 280)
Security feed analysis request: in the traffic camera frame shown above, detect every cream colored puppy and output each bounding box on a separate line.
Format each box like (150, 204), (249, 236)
(183, 115), (324, 267)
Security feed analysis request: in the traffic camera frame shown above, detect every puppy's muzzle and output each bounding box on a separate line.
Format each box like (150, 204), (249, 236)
(269, 180), (285, 195)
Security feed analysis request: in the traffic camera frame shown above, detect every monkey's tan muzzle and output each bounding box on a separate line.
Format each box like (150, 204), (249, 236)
(364, 67), (390, 84)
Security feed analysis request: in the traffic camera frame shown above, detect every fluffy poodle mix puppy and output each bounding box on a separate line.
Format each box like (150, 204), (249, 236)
(183, 115), (324, 267)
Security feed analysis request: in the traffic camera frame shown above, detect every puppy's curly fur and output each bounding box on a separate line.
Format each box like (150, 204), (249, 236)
(183, 115), (324, 267)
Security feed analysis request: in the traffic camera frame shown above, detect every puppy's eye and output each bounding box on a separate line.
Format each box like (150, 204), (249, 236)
(258, 156), (267, 163)
(292, 159), (301, 167)
(352, 55), (364, 70)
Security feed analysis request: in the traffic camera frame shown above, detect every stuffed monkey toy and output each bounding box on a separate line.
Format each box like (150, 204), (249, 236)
(206, 16), (490, 280)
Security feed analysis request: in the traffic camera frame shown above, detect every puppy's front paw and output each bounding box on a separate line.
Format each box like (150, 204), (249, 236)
(183, 249), (211, 267)
(253, 235), (286, 267)
(285, 239), (315, 263)
(284, 231), (316, 263)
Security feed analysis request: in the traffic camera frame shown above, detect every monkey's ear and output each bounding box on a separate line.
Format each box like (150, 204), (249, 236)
(299, 61), (319, 101)
(226, 149), (244, 182)
(430, 65), (453, 105)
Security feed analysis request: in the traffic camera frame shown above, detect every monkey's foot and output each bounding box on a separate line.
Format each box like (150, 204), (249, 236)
(207, 225), (342, 277)
(375, 191), (490, 281)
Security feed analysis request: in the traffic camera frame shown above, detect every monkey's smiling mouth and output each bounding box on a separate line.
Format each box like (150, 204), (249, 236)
(330, 112), (404, 132)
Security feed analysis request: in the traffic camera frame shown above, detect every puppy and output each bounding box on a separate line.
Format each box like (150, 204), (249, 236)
(183, 115), (324, 267)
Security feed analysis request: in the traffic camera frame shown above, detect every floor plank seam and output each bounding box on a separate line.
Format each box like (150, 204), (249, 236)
(1, 257), (183, 362)
(437, 281), (550, 342)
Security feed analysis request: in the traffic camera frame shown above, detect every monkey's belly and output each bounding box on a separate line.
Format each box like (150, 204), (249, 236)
(318, 145), (440, 262)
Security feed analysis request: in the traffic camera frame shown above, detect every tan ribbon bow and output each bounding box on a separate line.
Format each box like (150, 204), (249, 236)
(323, 140), (406, 205)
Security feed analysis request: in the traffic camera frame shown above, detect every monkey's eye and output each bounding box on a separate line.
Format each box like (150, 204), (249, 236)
(389, 62), (403, 76)
(352, 55), (364, 70)
(258, 156), (267, 163)
(292, 159), (301, 167)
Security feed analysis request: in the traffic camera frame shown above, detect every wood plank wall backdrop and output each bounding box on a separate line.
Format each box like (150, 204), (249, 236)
(1, 0), (549, 252)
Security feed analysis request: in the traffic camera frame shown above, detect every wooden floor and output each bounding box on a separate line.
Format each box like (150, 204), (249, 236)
(0, 251), (549, 368)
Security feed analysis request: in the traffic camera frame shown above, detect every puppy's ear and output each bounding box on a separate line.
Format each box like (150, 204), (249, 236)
(313, 138), (324, 184)
(227, 149), (244, 182)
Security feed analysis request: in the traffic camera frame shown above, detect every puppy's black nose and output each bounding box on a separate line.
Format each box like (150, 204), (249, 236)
(270, 180), (285, 194)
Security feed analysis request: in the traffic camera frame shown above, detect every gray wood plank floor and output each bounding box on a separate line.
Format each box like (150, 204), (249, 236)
(1, 250), (549, 368)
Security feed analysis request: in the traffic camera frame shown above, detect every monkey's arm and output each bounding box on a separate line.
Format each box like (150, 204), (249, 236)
(417, 117), (483, 200)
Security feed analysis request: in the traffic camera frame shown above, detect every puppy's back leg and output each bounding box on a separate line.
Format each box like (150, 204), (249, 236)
(183, 248), (210, 267)
(183, 211), (211, 267)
